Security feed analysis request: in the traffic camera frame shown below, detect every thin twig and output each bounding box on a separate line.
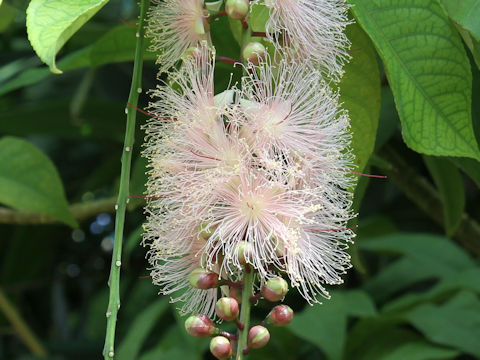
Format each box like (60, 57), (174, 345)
(0, 197), (119, 224)
(0, 288), (47, 357)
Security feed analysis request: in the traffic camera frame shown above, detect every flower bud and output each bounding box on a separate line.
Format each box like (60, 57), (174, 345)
(185, 314), (217, 337)
(248, 325), (270, 349)
(229, 286), (242, 304)
(261, 277), (288, 302)
(210, 336), (232, 359)
(265, 305), (294, 326)
(215, 297), (239, 321)
(242, 42), (266, 65)
(189, 268), (219, 289)
(225, 0), (249, 20)
(236, 241), (252, 265)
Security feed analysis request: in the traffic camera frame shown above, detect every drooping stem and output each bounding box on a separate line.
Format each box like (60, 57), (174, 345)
(103, 1), (149, 359)
(0, 288), (47, 357)
(236, 267), (254, 360)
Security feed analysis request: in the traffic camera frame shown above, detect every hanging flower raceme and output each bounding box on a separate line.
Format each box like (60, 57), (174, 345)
(147, 0), (210, 72)
(263, 0), (351, 81)
(143, 41), (356, 319)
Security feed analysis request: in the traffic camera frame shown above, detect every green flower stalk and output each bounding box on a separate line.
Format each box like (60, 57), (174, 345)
(102, 1), (149, 359)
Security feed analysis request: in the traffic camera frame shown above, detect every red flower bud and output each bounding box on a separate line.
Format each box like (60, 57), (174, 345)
(225, 0), (249, 20)
(215, 297), (239, 321)
(261, 277), (289, 302)
(248, 325), (270, 349)
(185, 314), (217, 337)
(210, 336), (232, 359)
(265, 305), (294, 326)
(189, 268), (219, 289)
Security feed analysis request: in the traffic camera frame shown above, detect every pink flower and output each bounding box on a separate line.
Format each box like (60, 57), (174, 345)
(239, 57), (354, 189)
(147, 0), (210, 72)
(264, 0), (351, 81)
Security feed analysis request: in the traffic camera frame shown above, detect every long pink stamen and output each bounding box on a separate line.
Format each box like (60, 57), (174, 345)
(127, 103), (174, 121)
(216, 56), (240, 65)
(307, 225), (358, 232)
(190, 150), (221, 161)
(120, 18), (138, 27)
(129, 195), (166, 199)
(335, 168), (387, 179)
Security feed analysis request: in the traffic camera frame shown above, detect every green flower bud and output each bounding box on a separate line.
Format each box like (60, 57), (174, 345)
(265, 305), (294, 326)
(185, 314), (217, 337)
(242, 41), (266, 65)
(189, 268), (219, 289)
(261, 277), (289, 302)
(225, 0), (250, 20)
(210, 336), (232, 359)
(248, 325), (270, 349)
(215, 297), (239, 321)
(236, 241), (252, 265)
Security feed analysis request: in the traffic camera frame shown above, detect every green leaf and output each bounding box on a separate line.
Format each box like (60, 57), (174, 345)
(350, 0), (480, 160)
(347, 327), (459, 360)
(359, 233), (475, 269)
(384, 267), (480, 312)
(405, 291), (480, 357)
(288, 290), (376, 360)
(0, 137), (76, 226)
(382, 342), (459, 360)
(423, 156), (465, 236)
(449, 157), (480, 187)
(339, 22), (381, 174)
(439, 0), (480, 40)
(116, 298), (170, 360)
(360, 233), (475, 300)
(26, 0), (109, 74)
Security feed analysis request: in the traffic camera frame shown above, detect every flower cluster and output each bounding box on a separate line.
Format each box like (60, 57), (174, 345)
(143, 4), (356, 356)
(144, 42), (355, 320)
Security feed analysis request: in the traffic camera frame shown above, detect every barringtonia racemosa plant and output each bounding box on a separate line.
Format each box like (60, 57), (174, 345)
(264, 0), (351, 81)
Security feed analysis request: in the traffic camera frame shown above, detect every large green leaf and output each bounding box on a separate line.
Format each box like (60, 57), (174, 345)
(288, 290), (376, 360)
(350, 0), (480, 160)
(340, 22), (381, 174)
(405, 291), (480, 357)
(423, 156), (465, 236)
(0, 136), (76, 226)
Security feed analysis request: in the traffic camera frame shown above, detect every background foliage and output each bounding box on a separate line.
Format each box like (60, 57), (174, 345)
(0, 0), (479, 359)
